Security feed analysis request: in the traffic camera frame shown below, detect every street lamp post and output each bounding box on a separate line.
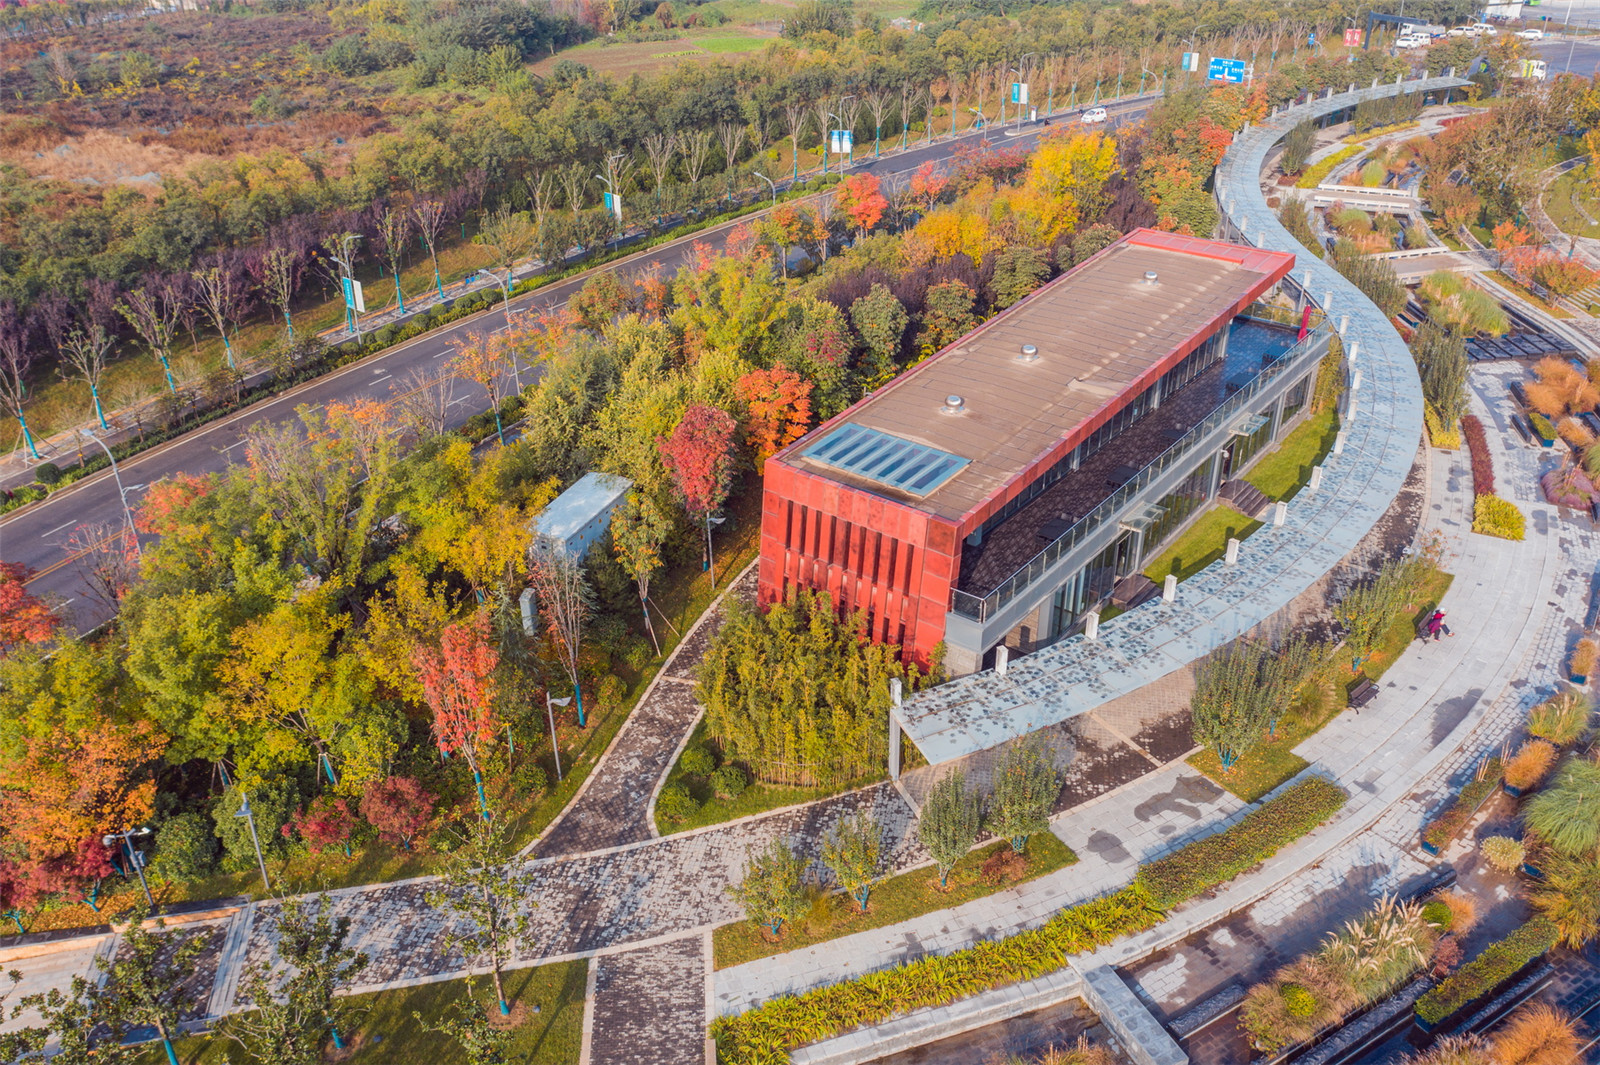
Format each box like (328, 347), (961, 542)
(104, 827), (155, 909)
(545, 693), (571, 782)
(235, 792), (272, 894)
(1008, 54), (1035, 130)
(703, 513), (727, 587)
(753, 171), (776, 208)
(82, 430), (142, 560)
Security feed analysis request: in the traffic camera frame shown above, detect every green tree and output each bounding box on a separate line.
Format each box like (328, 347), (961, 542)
(610, 492), (672, 656)
(988, 246), (1051, 309)
(222, 893), (371, 1063)
(101, 901), (205, 1065)
(698, 589), (934, 787)
(727, 838), (808, 938)
(917, 279), (979, 356)
(5, 971), (129, 1064)
(1279, 118), (1317, 175)
(414, 977), (512, 1065)
(1190, 637), (1316, 770)
(917, 770), (980, 886)
(425, 810), (533, 1018)
(1411, 321), (1469, 429)
(822, 810), (882, 912)
(986, 736), (1059, 854)
(1333, 559), (1410, 673)
(849, 283), (908, 384)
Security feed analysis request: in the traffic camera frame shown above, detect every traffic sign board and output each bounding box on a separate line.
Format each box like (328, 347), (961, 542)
(1207, 56), (1248, 83)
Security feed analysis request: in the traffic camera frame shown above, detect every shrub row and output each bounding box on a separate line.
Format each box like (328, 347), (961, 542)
(1296, 145), (1365, 189)
(1413, 917), (1559, 1026)
(711, 777), (1349, 1065)
(1421, 757), (1503, 852)
(1459, 415), (1494, 495)
(1135, 777), (1349, 908)
(1424, 405), (1462, 450)
(1472, 495), (1526, 541)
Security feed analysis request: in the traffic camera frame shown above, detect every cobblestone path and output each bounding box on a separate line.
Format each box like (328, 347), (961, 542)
(587, 936), (709, 1065)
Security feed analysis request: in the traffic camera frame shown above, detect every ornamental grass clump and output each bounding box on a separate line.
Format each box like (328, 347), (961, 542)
(1527, 689), (1592, 746)
(1480, 835), (1526, 873)
(1522, 757), (1600, 858)
(1491, 1002), (1582, 1065)
(1502, 740), (1556, 793)
(1240, 894), (1442, 1054)
(1569, 639), (1598, 681)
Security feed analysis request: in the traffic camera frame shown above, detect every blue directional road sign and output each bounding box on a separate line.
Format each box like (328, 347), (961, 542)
(1207, 56), (1248, 83)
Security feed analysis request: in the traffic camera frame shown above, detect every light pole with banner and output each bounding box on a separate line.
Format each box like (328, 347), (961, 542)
(545, 692), (571, 782)
(704, 513), (727, 587)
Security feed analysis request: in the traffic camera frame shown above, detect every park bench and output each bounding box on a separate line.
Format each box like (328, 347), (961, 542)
(1348, 678), (1379, 711)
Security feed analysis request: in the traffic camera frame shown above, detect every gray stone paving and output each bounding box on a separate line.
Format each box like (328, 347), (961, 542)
(586, 936), (709, 1065)
(536, 565), (757, 859)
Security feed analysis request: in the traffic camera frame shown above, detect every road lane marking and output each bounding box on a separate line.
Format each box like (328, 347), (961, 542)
(43, 519), (80, 537)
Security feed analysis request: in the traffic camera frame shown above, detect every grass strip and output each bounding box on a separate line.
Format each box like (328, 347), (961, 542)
(714, 834), (1078, 970)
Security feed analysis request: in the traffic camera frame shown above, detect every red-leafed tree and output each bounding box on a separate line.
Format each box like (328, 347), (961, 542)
(413, 611), (500, 820)
(0, 561), (58, 652)
(836, 173), (888, 236)
(283, 796), (358, 857)
(736, 366), (813, 472)
(135, 472), (212, 535)
(25, 838), (114, 913)
(908, 161), (949, 213)
(659, 404), (738, 519)
(360, 776), (436, 850)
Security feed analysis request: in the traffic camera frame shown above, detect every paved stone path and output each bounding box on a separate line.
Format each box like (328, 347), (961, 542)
(536, 565), (756, 859)
(585, 936), (710, 1065)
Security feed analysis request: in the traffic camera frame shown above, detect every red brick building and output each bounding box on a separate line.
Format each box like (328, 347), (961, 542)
(758, 229), (1302, 672)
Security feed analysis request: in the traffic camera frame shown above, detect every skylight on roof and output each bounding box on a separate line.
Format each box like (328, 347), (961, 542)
(803, 424), (970, 496)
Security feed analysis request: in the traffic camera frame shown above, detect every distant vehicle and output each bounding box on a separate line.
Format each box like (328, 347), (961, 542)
(1447, 26), (1468, 36)
(1081, 106), (1109, 124)
(1395, 35), (1425, 48)
(1469, 23), (1496, 35)
(1517, 57), (1549, 78)
(1515, 27), (1544, 39)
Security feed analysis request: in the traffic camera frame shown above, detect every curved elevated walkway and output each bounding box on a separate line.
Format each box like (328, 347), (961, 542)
(899, 75), (1469, 764)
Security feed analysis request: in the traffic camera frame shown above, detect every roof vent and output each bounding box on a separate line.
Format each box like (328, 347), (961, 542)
(1017, 343), (1040, 362)
(1143, 270), (1159, 284)
(942, 394), (965, 414)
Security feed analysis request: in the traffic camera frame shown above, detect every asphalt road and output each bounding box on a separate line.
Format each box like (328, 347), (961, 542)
(1535, 35), (1600, 74)
(0, 97), (1153, 634)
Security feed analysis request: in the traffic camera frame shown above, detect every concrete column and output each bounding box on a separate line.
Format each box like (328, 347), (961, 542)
(888, 678), (903, 781)
(1273, 501), (1288, 526)
(1309, 464), (1323, 492)
(1084, 611), (1099, 641)
(1334, 430), (1347, 455)
(995, 644), (1009, 676)
(1348, 397), (1359, 423)
(1323, 291), (1333, 311)
(1352, 368), (1363, 391)
(1348, 340), (1360, 362)
(1225, 537), (1240, 564)
(1339, 314), (1349, 334)
(1163, 574), (1177, 602)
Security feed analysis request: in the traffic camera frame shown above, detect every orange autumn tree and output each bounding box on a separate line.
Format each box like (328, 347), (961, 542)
(835, 173), (888, 237)
(737, 365), (813, 471)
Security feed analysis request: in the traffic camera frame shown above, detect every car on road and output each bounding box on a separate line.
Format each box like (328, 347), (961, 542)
(1447, 26), (1468, 36)
(1515, 27), (1544, 39)
(1469, 22), (1496, 35)
(1081, 106), (1109, 124)
(1395, 34), (1426, 48)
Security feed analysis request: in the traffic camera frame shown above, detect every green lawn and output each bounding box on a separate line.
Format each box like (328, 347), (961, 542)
(1142, 508), (1263, 585)
(1188, 568), (1455, 802)
(691, 34), (773, 53)
(655, 719), (882, 835)
(1543, 168), (1600, 239)
(713, 833), (1078, 970)
(1245, 408), (1339, 502)
(140, 960), (586, 1064)
(1485, 270), (1573, 319)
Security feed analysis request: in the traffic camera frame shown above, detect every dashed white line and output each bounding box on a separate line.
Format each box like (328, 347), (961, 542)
(43, 519), (79, 537)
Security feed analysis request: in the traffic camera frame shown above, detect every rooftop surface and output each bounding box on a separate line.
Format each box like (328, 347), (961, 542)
(533, 471), (632, 543)
(782, 229), (1295, 524)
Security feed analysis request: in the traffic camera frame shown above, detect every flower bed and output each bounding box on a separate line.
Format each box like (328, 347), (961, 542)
(1472, 496), (1526, 541)
(1460, 415), (1494, 495)
(1420, 758), (1503, 854)
(1413, 918), (1559, 1028)
(710, 778), (1348, 1065)
(1297, 145), (1365, 189)
(1424, 405), (1462, 450)
(1135, 777), (1348, 908)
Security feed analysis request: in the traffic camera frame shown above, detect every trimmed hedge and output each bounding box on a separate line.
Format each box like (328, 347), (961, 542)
(1460, 415), (1494, 495)
(1296, 145), (1365, 189)
(1472, 496), (1526, 541)
(1414, 917), (1559, 1026)
(1421, 758), (1502, 852)
(711, 777), (1349, 1065)
(1529, 412), (1558, 443)
(1135, 777), (1348, 909)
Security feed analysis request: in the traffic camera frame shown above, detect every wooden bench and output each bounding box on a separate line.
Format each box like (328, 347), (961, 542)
(1348, 678), (1379, 711)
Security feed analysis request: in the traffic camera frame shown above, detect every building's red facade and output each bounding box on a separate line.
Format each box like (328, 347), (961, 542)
(758, 230), (1295, 664)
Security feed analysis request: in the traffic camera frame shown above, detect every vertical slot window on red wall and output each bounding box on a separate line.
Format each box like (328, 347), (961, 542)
(885, 537), (899, 591)
(902, 545), (915, 593)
